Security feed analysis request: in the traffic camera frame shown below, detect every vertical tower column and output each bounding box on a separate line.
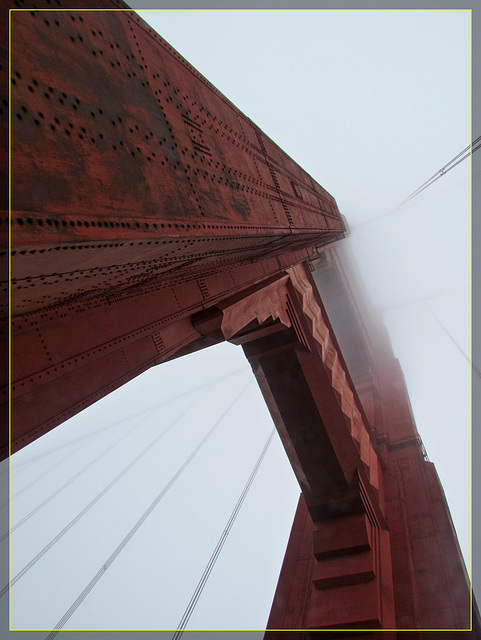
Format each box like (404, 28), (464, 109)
(192, 264), (396, 631)
(241, 330), (395, 631)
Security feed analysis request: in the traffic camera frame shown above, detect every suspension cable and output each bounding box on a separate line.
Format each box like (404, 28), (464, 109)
(4, 430), (110, 510)
(380, 284), (472, 313)
(40, 381), (252, 638)
(2, 387), (211, 599)
(426, 305), (480, 380)
(351, 137), (478, 231)
(172, 427), (276, 640)
(4, 405), (154, 510)
(399, 136), (480, 207)
(2, 404), (161, 544)
(5, 369), (249, 528)
(8, 366), (247, 482)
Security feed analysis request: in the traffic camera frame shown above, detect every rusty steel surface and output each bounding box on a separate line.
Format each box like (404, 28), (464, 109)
(4, 1), (344, 455)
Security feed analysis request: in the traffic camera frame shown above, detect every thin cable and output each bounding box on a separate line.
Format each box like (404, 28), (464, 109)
(4, 409), (153, 509)
(399, 136), (481, 207)
(42, 381), (252, 639)
(400, 140), (478, 204)
(10, 366), (248, 474)
(11, 419), (124, 473)
(3, 432), (107, 510)
(5, 367), (249, 511)
(400, 145), (478, 206)
(2, 389), (207, 599)
(352, 137), (479, 231)
(1, 400), (165, 544)
(426, 306), (480, 380)
(172, 427), (276, 640)
(400, 140), (476, 203)
(4, 415), (143, 510)
(381, 284), (472, 313)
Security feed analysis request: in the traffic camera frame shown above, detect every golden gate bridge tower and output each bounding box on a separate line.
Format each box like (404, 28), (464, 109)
(2, 1), (478, 636)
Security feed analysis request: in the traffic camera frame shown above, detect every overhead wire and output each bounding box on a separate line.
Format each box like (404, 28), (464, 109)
(4, 407), (158, 510)
(172, 427), (276, 640)
(42, 380), (252, 639)
(10, 417), (126, 473)
(3, 429), (113, 510)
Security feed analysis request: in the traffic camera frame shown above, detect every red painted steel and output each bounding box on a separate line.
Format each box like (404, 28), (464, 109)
(193, 259), (476, 633)
(2, 1), (477, 636)
(3, 1), (343, 455)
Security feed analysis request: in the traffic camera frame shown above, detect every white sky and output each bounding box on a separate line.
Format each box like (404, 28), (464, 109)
(6, 8), (472, 633)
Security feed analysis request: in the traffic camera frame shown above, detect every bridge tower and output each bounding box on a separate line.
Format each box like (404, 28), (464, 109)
(3, 1), (476, 635)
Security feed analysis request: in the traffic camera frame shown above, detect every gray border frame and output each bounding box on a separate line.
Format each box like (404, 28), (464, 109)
(2, 0), (478, 638)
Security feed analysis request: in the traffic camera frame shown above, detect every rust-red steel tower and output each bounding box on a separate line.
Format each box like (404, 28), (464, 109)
(2, 1), (476, 635)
